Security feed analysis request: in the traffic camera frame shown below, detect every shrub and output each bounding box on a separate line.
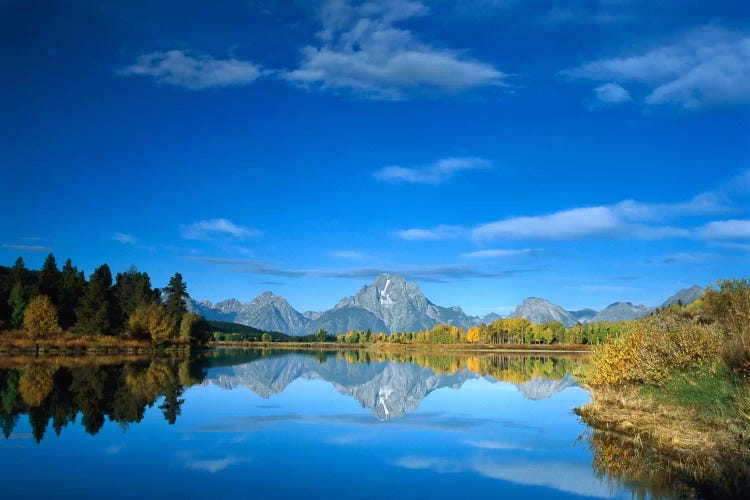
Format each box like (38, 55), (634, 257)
(702, 278), (750, 376)
(23, 295), (59, 338)
(588, 321), (720, 387)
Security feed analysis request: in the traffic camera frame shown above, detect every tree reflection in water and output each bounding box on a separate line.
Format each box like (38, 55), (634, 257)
(0, 356), (206, 442)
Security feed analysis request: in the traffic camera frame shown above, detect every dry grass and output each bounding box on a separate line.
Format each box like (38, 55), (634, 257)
(577, 385), (750, 495)
(0, 329), (191, 354)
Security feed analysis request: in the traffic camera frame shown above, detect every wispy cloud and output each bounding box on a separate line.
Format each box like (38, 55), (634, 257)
(330, 250), (371, 261)
(2, 243), (52, 252)
(399, 191), (732, 242)
(566, 285), (641, 293)
(593, 82), (631, 104)
(189, 256), (534, 282)
(461, 249), (533, 259)
(284, 0), (505, 99)
(18, 237), (51, 242)
(563, 25), (750, 109)
(120, 50), (263, 90)
(181, 219), (260, 240)
(658, 252), (720, 265)
(473, 206), (623, 240)
(374, 157), (491, 185)
(699, 219), (750, 240)
(395, 225), (464, 241)
(112, 232), (138, 245)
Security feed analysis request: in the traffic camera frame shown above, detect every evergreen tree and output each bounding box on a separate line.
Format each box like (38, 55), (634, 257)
(59, 259), (86, 330)
(9, 257), (30, 291)
(113, 266), (155, 333)
(38, 254), (62, 306)
(8, 283), (26, 329)
(75, 264), (115, 336)
(164, 273), (188, 319)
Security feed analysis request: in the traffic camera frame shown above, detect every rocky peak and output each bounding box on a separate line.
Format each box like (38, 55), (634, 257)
(509, 297), (577, 327)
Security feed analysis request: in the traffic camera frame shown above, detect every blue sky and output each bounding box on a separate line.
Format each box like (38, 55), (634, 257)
(2, 0), (749, 315)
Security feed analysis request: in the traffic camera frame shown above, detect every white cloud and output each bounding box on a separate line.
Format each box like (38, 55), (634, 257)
(613, 193), (729, 221)
(564, 25), (750, 108)
(400, 191), (731, 242)
(593, 82), (630, 103)
(112, 232), (138, 245)
(120, 50), (263, 90)
(473, 206), (622, 240)
(395, 225), (464, 241)
(374, 157), (491, 184)
(461, 249), (533, 259)
(181, 219), (260, 240)
(285, 0), (505, 99)
(1, 243), (52, 252)
(699, 219), (750, 239)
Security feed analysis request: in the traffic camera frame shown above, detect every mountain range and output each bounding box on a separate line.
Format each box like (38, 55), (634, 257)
(187, 274), (705, 335)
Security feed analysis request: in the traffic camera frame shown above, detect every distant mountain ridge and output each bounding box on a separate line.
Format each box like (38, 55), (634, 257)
(661, 285), (705, 308)
(508, 297), (578, 327)
(190, 279), (705, 335)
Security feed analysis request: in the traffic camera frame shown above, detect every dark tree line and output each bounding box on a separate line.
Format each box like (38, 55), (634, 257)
(0, 254), (208, 343)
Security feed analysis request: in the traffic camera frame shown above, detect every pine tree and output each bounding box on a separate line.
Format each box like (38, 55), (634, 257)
(75, 264), (115, 336)
(113, 266), (155, 333)
(8, 283), (26, 329)
(164, 273), (188, 320)
(9, 257), (29, 290)
(38, 254), (62, 305)
(59, 259), (86, 330)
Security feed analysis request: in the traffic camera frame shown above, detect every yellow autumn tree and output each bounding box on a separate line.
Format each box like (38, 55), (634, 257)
(466, 326), (481, 343)
(23, 295), (58, 338)
(128, 302), (176, 341)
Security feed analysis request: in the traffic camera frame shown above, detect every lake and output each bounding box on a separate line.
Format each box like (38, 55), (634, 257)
(0, 350), (665, 498)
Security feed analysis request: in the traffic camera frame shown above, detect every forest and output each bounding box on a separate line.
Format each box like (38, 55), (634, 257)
(0, 254), (209, 345)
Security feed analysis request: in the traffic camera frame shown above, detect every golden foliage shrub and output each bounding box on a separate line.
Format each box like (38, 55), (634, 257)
(588, 321), (720, 387)
(702, 278), (750, 376)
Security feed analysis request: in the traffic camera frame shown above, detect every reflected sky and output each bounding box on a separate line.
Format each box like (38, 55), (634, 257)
(0, 352), (633, 499)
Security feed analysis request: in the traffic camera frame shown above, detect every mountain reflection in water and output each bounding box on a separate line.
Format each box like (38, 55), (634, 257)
(1, 349), (728, 498)
(204, 351), (580, 420)
(0, 350), (583, 441)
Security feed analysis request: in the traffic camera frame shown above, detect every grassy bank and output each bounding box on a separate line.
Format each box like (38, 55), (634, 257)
(576, 279), (750, 496)
(0, 329), (193, 355)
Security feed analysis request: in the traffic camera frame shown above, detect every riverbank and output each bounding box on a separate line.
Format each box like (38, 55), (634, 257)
(576, 382), (750, 497)
(573, 279), (750, 496)
(0, 330), (193, 355)
(208, 340), (592, 353)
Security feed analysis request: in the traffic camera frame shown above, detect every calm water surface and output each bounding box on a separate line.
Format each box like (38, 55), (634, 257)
(0, 350), (643, 498)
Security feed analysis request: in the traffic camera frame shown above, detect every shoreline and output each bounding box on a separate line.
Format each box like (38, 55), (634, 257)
(575, 385), (750, 495)
(208, 341), (593, 353)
